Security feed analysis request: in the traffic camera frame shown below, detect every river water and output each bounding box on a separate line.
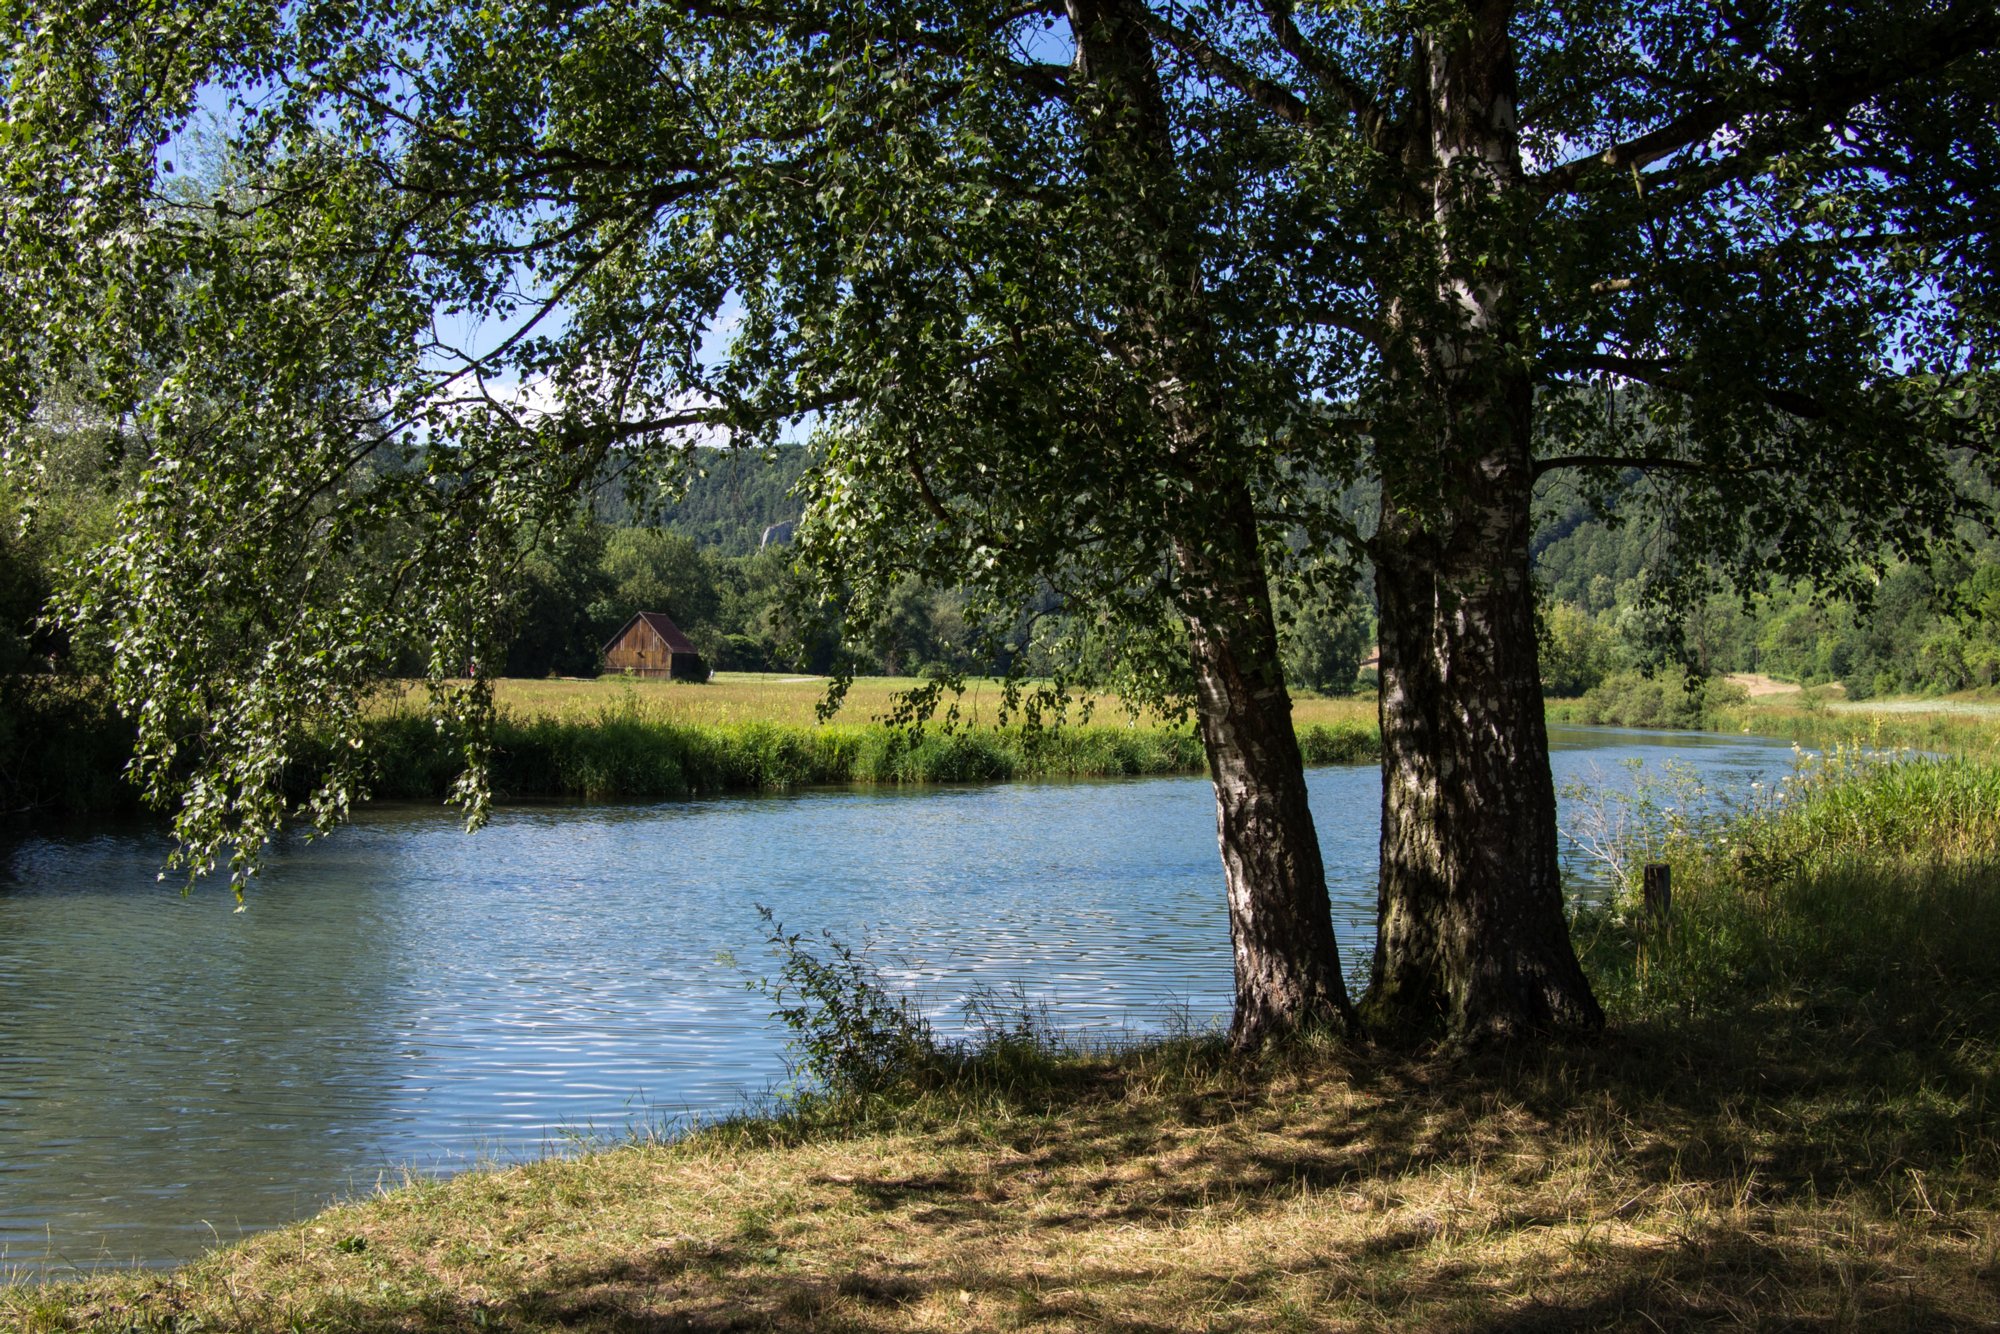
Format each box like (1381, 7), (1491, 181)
(0, 726), (1794, 1277)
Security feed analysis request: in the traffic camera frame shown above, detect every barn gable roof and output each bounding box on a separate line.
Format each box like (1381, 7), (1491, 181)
(603, 610), (700, 656)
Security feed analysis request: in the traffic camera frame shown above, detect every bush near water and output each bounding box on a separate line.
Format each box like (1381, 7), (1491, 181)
(1548, 666), (1750, 729)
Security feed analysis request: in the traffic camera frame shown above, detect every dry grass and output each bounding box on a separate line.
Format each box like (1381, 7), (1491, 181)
(452, 674), (1377, 734)
(13, 1016), (1998, 1333)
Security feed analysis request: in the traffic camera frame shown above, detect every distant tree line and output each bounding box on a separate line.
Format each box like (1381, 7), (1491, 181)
(10, 434), (1995, 703)
(497, 447), (1379, 690)
(1536, 477), (2000, 701)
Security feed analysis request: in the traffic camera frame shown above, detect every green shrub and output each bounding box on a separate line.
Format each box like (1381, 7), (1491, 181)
(751, 908), (1073, 1106)
(1297, 722), (1377, 765)
(0, 677), (139, 816)
(1559, 668), (1746, 729)
(752, 906), (943, 1097)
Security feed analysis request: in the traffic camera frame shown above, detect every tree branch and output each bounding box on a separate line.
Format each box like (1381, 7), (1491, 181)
(906, 440), (958, 529)
(1532, 452), (1741, 480)
(1531, 8), (2000, 197)
(1548, 351), (1830, 421)
(1296, 302), (1386, 348)
(1532, 100), (1734, 196)
(678, 0), (1074, 100)
(1249, 0), (1384, 135)
(1134, 8), (1321, 131)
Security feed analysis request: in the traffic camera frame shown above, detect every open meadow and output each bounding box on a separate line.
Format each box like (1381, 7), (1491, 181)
(337, 675), (1382, 804)
(473, 672), (1380, 734)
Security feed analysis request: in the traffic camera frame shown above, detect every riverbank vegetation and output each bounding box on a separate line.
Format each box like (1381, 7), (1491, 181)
(2, 674), (1379, 816)
(10, 742), (2000, 1329)
(357, 680), (1380, 803)
(4, 420), (1996, 819)
(1712, 696), (2000, 762)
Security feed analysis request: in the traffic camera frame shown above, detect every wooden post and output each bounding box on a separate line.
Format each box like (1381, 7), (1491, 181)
(1643, 863), (1672, 923)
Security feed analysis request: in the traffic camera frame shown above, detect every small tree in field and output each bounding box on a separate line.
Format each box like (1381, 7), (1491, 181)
(3, 0), (1995, 1044)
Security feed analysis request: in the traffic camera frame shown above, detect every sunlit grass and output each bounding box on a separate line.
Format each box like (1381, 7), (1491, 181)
(476, 673), (1377, 733)
(343, 675), (1382, 801)
(1718, 694), (2000, 759)
(486, 673), (1029, 729)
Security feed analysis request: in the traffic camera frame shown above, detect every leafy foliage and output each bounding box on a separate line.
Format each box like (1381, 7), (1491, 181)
(1560, 669), (1748, 730)
(752, 906), (941, 1097)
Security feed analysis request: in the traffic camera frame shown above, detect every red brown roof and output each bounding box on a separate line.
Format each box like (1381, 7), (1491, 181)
(603, 610), (700, 656)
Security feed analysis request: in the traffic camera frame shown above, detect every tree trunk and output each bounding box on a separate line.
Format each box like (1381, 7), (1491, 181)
(1177, 490), (1357, 1049)
(1361, 8), (1602, 1044)
(1367, 397), (1602, 1044)
(1065, 0), (1355, 1047)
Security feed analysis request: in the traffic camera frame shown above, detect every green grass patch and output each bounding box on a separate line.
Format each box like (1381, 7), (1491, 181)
(1580, 748), (2000, 1013)
(1714, 696), (2000, 758)
(353, 705), (1340, 803)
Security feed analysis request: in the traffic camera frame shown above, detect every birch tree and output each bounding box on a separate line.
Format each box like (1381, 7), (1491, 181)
(3, 0), (1993, 1044)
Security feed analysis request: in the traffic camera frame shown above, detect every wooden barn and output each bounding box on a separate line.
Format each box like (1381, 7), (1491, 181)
(601, 611), (709, 681)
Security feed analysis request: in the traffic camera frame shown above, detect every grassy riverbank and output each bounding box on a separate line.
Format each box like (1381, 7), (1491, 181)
(11, 745), (2000, 1329)
(0, 675), (1383, 816)
(1713, 694), (2000, 759)
(355, 678), (1379, 802)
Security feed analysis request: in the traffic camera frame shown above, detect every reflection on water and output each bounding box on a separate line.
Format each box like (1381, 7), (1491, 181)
(0, 726), (1796, 1276)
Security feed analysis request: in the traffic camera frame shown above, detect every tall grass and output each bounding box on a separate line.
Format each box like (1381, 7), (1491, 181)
(354, 703), (1381, 802)
(1579, 746), (2000, 1029)
(0, 673), (1385, 820)
(1714, 697), (2000, 758)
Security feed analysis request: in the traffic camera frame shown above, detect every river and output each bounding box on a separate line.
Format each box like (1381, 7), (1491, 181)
(0, 726), (1795, 1278)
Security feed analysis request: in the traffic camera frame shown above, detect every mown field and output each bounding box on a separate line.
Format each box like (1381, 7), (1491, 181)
(11, 709), (2000, 1329)
(469, 672), (1380, 733)
(343, 674), (1382, 804)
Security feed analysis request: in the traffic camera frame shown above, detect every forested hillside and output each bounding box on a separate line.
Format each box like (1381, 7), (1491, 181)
(599, 446), (811, 555)
(1532, 472), (2000, 702)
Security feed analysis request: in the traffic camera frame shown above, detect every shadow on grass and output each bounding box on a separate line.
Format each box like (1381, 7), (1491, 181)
(213, 978), (1999, 1331)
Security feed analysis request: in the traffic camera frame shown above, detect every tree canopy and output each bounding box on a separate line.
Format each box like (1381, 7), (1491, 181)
(3, 0), (1995, 1042)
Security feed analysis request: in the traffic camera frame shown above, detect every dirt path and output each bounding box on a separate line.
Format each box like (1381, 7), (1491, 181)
(1725, 672), (1804, 697)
